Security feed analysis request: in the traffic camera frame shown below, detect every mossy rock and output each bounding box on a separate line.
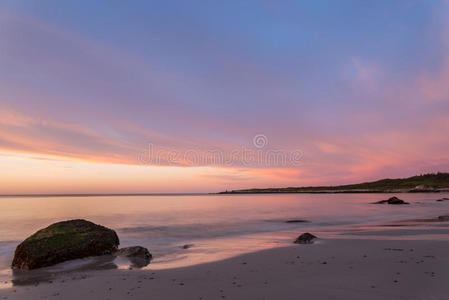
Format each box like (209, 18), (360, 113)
(12, 219), (119, 270)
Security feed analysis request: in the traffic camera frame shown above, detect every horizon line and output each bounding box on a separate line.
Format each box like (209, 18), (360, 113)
(0, 193), (212, 198)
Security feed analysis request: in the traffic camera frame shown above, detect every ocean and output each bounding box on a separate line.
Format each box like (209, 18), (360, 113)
(1, 193), (448, 286)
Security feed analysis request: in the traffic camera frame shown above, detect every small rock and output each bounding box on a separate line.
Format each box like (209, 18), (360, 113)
(181, 244), (194, 249)
(436, 198), (449, 202)
(114, 246), (152, 268)
(438, 215), (449, 221)
(374, 197), (409, 205)
(286, 219), (309, 223)
(294, 232), (317, 244)
(114, 246), (151, 260)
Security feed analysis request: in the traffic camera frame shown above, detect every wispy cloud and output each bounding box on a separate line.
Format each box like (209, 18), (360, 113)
(0, 1), (448, 192)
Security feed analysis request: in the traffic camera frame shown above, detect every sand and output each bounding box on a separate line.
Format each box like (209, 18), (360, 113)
(1, 237), (448, 300)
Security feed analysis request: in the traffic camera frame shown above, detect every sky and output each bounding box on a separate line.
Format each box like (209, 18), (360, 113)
(1, 0), (449, 194)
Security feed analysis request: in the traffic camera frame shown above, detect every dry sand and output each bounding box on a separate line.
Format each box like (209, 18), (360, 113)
(1, 237), (448, 300)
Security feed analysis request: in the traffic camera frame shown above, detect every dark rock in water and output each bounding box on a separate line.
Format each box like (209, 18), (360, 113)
(436, 198), (449, 202)
(438, 215), (449, 221)
(286, 219), (309, 223)
(11, 219), (119, 270)
(374, 197), (409, 205)
(114, 246), (151, 260)
(114, 246), (152, 268)
(294, 232), (317, 244)
(181, 244), (194, 249)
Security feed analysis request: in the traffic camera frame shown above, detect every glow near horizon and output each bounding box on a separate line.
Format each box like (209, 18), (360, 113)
(1, 1), (449, 193)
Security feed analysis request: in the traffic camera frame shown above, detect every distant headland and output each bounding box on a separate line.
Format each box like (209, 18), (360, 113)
(218, 173), (449, 194)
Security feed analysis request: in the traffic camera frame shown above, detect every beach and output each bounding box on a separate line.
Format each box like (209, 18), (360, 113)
(1, 237), (448, 300)
(2, 1), (449, 298)
(1, 193), (448, 299)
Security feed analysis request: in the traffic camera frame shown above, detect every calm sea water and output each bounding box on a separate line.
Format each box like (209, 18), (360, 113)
(1, 193), (448, 286)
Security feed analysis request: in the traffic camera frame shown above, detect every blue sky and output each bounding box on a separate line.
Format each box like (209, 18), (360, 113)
(1, 1), (449, 193)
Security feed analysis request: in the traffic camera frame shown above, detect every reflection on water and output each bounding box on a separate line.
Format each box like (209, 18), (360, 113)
(0, 193), (448, 285)
(8, 254), (151, 286)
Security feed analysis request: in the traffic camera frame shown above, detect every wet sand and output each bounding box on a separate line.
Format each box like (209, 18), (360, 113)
(1, 237), (448, 300)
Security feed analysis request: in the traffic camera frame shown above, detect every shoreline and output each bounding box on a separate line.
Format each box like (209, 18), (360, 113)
(1, 193), (448, 300)
(1, 190), (449, 198)
(217, 173), (449, 194)
(1, 235), (448, 300)
(0, 193), (209, 198)
(218, 189), (449, 194)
